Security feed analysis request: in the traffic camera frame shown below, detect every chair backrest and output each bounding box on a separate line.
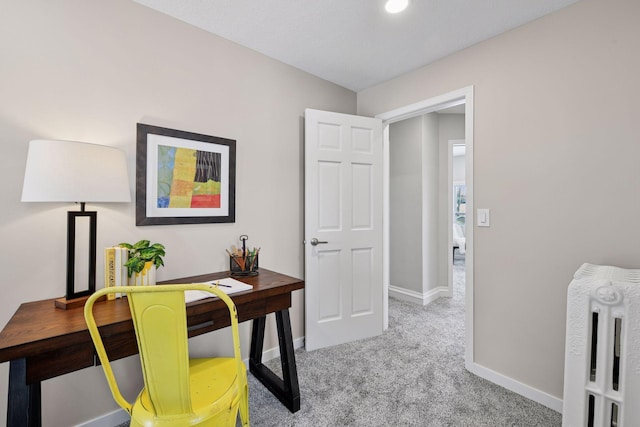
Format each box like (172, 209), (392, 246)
(84, 284), (243, 416)
(129, 288), (192, 416)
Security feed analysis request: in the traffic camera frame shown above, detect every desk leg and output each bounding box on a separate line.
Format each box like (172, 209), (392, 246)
(8, 358), (41, 427)
(249, 310), (300, 412)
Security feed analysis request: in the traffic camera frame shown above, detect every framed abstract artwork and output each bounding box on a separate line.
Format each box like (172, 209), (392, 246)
(136, 123), (236, 225)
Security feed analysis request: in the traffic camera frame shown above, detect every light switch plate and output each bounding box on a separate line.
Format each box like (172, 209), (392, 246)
(477, 209), (490, 227)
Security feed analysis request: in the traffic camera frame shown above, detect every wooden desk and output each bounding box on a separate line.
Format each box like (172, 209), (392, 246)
(0, 268), (304, 427)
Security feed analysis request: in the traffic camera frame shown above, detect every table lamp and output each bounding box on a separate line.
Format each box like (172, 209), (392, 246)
(21, 139), (131, 309)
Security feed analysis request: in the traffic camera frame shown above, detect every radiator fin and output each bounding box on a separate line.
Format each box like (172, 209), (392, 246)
(563, 263), (640, 427)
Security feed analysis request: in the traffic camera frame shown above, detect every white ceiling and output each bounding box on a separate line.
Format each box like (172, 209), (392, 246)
(133, 0), (580, 92)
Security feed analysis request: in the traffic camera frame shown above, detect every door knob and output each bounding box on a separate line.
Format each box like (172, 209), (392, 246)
(310, 238), (328, 246)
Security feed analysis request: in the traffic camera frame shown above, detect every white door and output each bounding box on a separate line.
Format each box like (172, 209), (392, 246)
(304, 108), (383, 351)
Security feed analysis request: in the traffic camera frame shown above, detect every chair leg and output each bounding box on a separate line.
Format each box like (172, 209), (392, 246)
(238, 382), (250, 426)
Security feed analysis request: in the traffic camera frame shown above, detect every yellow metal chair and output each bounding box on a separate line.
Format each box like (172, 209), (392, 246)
(84, 284), (249, 427)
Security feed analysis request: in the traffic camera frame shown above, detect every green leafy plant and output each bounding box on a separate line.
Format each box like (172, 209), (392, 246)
(118, 240), (166, 278)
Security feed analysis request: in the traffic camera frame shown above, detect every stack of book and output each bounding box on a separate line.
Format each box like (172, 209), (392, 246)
(103, 246), (130, 300)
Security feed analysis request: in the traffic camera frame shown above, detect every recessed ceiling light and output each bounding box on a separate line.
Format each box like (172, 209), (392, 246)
(385, 0), (409, 14)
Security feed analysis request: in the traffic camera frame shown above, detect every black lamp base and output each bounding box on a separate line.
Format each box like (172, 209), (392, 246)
(55, 204), (98, 309)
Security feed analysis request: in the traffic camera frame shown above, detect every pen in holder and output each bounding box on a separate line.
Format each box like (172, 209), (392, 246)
(227, 236), (260, 277)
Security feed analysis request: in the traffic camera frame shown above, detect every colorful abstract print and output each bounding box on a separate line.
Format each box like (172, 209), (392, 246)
(157, 145), (221, 208)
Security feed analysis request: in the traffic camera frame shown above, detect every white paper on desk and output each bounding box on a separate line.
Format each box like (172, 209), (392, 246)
(184, 277), (253, 303)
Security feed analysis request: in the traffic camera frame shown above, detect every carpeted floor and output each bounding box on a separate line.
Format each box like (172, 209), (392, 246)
(117, 259), (562, 426)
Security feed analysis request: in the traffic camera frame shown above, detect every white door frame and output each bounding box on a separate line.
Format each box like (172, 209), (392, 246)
(376, 85), (475, 367)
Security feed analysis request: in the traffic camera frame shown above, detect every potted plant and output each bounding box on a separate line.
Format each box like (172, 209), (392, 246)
(118, 240), (165, 285)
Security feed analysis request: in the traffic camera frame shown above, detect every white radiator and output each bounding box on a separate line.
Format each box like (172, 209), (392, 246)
(563, 263), (640, 427)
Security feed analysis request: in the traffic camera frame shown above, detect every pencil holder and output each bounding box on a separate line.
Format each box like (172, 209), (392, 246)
(229, 253), (259, 277)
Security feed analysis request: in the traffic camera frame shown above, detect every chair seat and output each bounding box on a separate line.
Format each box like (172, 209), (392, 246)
(132, 358), (246, 427)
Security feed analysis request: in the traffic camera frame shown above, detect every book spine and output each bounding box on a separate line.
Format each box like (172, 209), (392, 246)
(104, 247), (116, 300)
(114, 247), (122, 298)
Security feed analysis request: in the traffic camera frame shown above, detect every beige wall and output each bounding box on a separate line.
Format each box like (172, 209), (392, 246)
(359, 0), (640, 399)
(389, 116), (423, 292)
(421, 113), (440, 293)
(0, 1), (355, 425)
(389, 113), (443, 297)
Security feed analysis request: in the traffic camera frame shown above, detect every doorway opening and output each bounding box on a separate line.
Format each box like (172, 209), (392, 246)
(449, 140), (466, 297)
(377, 86), (474, 368)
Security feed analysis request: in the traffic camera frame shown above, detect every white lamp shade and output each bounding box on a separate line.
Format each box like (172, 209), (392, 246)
(21, 139), (131, 203)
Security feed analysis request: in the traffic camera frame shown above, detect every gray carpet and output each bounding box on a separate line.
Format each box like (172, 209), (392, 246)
(116, 259), (561, 426)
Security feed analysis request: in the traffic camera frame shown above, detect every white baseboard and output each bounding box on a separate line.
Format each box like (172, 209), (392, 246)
(79, 337), (306, 427)
(257, 336), (305, 363)
(389, 285), (450, 305)
(465, 360), (563, 413)
(76, 408), (130, 427)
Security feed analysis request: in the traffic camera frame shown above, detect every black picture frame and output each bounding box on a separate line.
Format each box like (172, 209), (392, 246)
(136, 123), (236, 225)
